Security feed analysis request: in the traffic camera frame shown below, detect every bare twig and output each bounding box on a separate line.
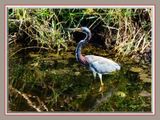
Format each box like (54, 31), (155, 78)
(9, 46), (50, 58)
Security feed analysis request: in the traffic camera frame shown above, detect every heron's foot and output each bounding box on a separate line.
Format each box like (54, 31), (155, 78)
(99, 84), (105, 92)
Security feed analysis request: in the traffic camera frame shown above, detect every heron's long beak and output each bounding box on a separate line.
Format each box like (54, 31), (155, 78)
(65, 28), (82, 32)
(74, 28), (81, 32)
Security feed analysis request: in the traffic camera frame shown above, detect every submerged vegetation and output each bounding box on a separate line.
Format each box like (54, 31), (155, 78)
(8, 8), (152, 112)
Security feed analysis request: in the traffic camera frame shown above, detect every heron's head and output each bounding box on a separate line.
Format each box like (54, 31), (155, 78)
(74, 27), (90, 33)
(66, 27), (91, 41)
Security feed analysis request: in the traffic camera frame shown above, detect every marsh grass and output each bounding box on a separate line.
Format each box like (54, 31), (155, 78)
(9, 8), (151, 60)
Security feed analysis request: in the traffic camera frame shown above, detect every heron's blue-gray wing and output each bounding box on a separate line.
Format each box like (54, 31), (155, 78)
(85, 55), (120, 74)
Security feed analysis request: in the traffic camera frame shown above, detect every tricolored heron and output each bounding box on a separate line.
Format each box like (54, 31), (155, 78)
(74, 27), (120, 91)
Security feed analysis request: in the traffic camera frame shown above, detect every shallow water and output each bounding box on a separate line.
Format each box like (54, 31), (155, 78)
(9, 45), (152, 112)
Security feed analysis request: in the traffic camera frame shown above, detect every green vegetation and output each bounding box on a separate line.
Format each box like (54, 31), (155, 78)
(8, 8), (152, 112)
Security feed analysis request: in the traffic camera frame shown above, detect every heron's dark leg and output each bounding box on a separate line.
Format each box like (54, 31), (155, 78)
(91, 72), (97, 85)
(93, 72), (96, 79)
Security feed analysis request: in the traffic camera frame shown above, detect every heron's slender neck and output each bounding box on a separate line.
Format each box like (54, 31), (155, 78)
(75, 40), (86, 65)
(83, 31), (91, 41)
(75, 31), (91, 65)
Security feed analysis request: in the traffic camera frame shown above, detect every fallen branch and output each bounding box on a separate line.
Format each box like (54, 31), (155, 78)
(9, 85), (42, 112)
